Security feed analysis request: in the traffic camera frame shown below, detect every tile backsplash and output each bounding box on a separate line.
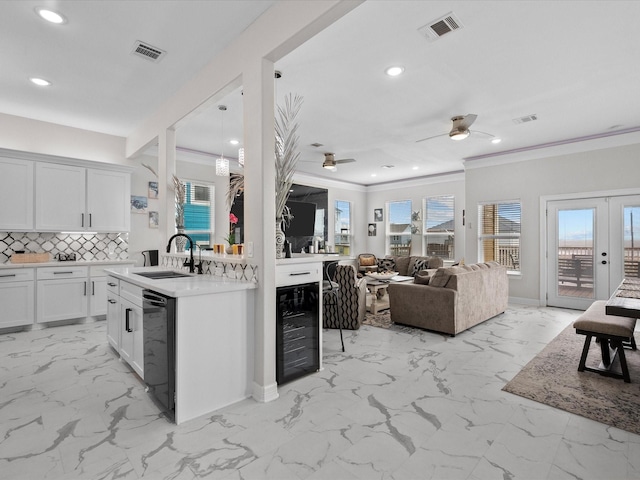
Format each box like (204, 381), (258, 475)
(0, 232), (129, 263)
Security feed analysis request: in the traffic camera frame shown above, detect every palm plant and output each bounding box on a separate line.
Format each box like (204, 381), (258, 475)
(275, 93), (303, 224)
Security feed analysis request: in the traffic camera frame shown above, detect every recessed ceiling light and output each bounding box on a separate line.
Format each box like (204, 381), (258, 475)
(229, 139), (239, 145)
(412, 166), (419, 170)
(30, 77), (51, 86)
(35, 8), (67, 24)
(371, 173), (377, 177)
(385, 66), (404, 77)
(491, 138), (502, 144)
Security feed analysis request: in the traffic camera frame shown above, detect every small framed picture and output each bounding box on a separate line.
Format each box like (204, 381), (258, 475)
(131, 195), (148, 214)
(374, 208), (383, 222)
(148, 181), (159, 199)
(368, 223), (377, 236)
(149, 211), (159, 228)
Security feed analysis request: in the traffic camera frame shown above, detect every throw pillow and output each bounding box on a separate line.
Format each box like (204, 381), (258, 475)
(414, 272), (431, 285)
(429, 268), (450, 288)
(360, 255), (376, 266)
(377, 257), (396, 272)
(411, 258), (429, 276)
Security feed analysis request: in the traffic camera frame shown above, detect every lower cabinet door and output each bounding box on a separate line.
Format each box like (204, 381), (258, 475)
(90, 277), (108, 316)
(106, 295), (120, 350)
(120, 298), (143, 378)
(36, 278), (88, 323)
(0, 281), (35, 328)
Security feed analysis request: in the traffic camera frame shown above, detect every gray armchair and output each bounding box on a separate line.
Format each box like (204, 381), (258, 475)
(323, 264), (367, 330)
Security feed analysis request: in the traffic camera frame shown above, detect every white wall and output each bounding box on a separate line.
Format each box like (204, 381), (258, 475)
(465, 142), (640, 303)
(365, 174), (465, 259)
(0, 112), (127, 165)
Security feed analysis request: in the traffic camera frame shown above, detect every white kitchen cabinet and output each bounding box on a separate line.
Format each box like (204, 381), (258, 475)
(35, 163), (86, 231)
(90, 277), (108, 316)
(87, 169), (130, 232)
(120, 296), (144, 378)
(35, 163), (130, 232)
(0, 268), (35, 328)
(36, 266), (88, 323)
(106, 278), (120, 350)
(0, 157), (34, 231)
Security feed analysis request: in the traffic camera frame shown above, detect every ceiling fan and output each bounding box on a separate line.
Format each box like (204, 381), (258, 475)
(416, 114), (494, 143)
(321, 153), (356, 171)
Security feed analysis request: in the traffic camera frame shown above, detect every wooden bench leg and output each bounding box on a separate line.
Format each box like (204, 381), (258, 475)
(578, 334), (592, 372)
(612, 339), (631, 383)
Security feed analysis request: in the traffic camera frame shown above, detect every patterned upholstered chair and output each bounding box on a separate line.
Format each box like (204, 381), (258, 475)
(323, 264), (367, 330)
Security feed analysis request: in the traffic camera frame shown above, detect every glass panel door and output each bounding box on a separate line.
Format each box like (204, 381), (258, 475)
(547, 198), (608, 310)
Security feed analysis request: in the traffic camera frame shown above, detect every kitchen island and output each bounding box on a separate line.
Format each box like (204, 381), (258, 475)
(105, 265), (256, 424)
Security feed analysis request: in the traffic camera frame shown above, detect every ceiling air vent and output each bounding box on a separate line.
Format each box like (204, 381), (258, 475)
(513, 114), (538, 125)
(131, 41), (166, 63)
(418, 12), (463, 41)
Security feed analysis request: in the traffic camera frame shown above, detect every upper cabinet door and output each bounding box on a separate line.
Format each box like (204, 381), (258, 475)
(35, 163), (86, 231)
(0, 157), (34, 231)
(87, 169), (130, 232)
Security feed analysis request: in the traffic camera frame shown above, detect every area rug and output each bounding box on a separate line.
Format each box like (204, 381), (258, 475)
(363, 310), (392, 329)
(503, 324), (640, 435)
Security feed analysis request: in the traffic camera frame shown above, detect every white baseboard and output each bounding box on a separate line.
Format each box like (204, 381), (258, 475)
(252, 381), (279, 403)
(509, 296), (543, 306)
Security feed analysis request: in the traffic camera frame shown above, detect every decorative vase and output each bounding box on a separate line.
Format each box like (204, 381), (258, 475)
(275, 217), (285, 259)
(175, 226), (187, 253)
(226, 245), (234, 254)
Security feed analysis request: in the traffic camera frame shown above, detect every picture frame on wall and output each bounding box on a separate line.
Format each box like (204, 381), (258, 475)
(374, 208), (383, 222)
(131, 195), (148, 214)
(368, 223), (377, 236)
(149, 211), (159, 228)
(148, 181), (159, 199)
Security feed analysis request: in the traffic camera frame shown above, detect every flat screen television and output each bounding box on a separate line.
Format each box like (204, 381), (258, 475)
(283, 201), (316, 237)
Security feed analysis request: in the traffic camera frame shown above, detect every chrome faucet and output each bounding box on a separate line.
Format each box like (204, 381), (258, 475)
(166, 233), (200, 274)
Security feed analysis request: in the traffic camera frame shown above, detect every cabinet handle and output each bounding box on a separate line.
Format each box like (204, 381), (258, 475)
(107, 282), (117, 287)
(54, 271), (74, 275)
(81, 213), (85, 227)
(0, 274), (16, 278)
(125, 308), (133, 332)
(92, 281), (95, 295)
(84, 281), (87, 296)
(290, 271), (311, 276)
(89, 213), (92, 227)
(108, 299), (117, 304)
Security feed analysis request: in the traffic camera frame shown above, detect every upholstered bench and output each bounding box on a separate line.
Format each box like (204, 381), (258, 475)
(574, 300), (637, 383)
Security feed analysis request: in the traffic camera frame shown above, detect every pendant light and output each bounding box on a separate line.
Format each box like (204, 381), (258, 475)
(238, 147), (244, 167)
(216, 105), (229, 176)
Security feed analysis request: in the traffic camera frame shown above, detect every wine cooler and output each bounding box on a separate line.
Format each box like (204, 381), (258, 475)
(276, 282), (319, 384)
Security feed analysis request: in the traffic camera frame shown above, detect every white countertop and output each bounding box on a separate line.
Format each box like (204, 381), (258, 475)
(0, 259), (134, 270)
(105, 265), (256, 298)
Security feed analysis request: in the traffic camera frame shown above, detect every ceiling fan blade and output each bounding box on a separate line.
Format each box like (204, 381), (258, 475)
(335, 158), (355, 164)
(416, 133), (447, 143)
(458, 113), (478, 130)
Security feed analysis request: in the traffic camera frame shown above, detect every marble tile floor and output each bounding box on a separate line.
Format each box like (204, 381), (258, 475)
(2, 304), (640, 480)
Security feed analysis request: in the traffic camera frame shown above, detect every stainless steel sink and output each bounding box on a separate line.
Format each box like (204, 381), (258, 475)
(135, 271), (192, 280)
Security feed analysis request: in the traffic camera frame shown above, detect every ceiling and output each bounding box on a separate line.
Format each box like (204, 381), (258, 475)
(3, 1), (640, 186)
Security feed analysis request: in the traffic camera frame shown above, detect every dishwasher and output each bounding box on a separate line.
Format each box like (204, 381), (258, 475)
(143, 290), (176, 421)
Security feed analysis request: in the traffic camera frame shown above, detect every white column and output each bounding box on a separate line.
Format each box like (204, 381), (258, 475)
(158, 128), (176, 249)
(243, 57), (278, 402)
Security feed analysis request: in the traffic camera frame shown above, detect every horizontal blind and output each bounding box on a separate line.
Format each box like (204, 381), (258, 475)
(424, 195), (455, 259)
(478, 201), (521, 271)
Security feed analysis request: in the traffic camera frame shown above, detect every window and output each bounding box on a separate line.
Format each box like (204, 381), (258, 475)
(478, 201), (521, 272)
(182, 181), (214, 248)
(387, 200), (411, 256)
(424, 195), (455, 260)
(334, 200), (351, 255)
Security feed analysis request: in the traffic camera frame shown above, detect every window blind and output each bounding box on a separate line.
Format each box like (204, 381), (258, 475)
(424, 195), (455, 259)
(478, 201), (521, 271)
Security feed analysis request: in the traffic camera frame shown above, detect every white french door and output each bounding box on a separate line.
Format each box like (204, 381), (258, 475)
(546, 195), (640, 310)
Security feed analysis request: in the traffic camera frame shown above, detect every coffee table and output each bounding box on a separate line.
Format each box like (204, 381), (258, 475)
(365, 278), (390, 314)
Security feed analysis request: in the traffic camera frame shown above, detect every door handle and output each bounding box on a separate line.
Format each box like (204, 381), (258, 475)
(125, 308), (133, 332)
